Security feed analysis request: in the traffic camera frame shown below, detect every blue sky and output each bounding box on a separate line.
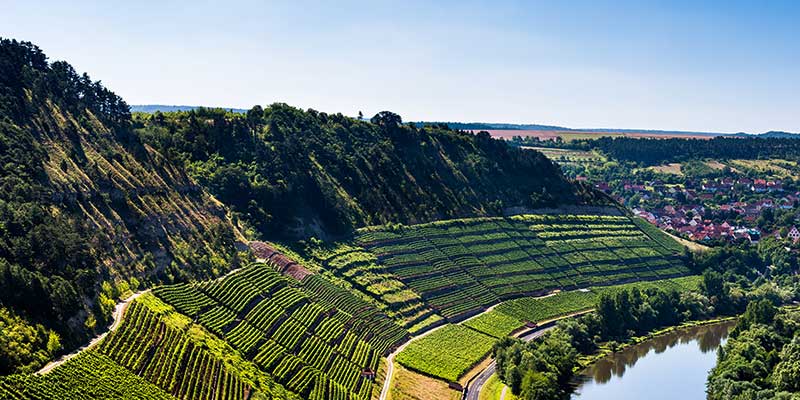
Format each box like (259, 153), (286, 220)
(2, 1), (798, 133)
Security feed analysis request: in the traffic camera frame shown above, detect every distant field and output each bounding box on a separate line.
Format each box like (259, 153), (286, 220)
(728, 159), (798, 177)
(647, 163), (684, 175)
(705, 160), (729, 170)
(481, 129), (716, 141)
(522, 147), (606, 165)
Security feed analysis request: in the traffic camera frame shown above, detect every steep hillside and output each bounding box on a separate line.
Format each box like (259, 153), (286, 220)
(0, 39), (244, 373)
(134, 107), (604, 239)
(0, 292), (298, 400)
(299, 212), (690, 327)
(153, 260), (406, 399)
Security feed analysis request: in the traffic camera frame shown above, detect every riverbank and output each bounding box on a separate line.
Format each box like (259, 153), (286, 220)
(481, 317), (737, 400)
(576, 316), (737, 369)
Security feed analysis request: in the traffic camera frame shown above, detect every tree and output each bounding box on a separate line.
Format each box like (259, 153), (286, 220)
(370, 111), (402, 127)
(733, 299), (777, 337)
(597, 294), (622, 337)
(520, 370), (559, 400)
(701, 270), (726, 300)
(246, 105), (264, 133)
(773, 339), (800, 392)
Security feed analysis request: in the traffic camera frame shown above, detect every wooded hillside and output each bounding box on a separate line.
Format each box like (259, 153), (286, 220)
(134, 107), (599, 239)
(0, 38), (244, 373)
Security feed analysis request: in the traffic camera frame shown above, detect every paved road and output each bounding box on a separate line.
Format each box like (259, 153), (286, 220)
(463, 325), (555, 400)
(378, 293), (565, 400)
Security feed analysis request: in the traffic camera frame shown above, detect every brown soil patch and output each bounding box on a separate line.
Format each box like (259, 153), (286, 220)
(388, 364), (461, 400)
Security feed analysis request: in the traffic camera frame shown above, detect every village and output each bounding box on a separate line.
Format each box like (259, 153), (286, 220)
(583, 175), (800, 245)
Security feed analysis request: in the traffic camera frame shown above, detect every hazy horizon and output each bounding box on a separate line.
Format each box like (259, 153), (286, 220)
(3, 1), (799, 133)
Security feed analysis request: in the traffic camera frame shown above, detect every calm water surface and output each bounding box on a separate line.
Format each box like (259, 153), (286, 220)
(571, 320), (735, 400)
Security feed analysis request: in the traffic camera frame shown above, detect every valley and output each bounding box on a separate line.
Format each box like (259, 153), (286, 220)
(1, 29), (799, 400)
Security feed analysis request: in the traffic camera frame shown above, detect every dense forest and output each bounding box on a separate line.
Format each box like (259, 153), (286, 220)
(708, 302), (800, 399)
(133, 107), (598, 239)
(0, 38), (244, 373)
(573, 136), (800, 166)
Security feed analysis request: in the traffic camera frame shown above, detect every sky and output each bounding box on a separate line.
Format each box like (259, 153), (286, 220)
(2, 1), (799, 133)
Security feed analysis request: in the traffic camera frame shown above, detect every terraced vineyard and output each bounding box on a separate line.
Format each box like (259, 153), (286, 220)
(0, 293), (293, 400)
(303, 243), (444, 333)
(0, 352), (174, 400)
(96, 301), (254, 400)
(397, 275), (702, 382)
(153, 262), (408, 400)
(349, 214), (689, 322)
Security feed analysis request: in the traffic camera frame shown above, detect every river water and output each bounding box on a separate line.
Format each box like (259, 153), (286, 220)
(571, 320), (735, 400)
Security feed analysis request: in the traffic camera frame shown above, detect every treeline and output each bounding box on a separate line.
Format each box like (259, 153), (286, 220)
(573, 136), (800, 166)
(0, 38), (129, 128)
(494, 282), (724, 399)
(134, 107), (592, 239)
(708, 302), (800, 399)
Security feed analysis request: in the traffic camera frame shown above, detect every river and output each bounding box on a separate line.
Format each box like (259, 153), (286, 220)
(571, 320), (735, 400)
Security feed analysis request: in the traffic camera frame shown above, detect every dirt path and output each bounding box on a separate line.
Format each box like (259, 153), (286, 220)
(36, 264), (249, 375)
(36, 290), (148, 375)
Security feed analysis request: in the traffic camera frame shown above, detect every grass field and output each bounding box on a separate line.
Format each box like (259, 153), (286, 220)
(646, 163), (684, 175)
(728, 159), (798, 177)
(479, 374), (517, 400)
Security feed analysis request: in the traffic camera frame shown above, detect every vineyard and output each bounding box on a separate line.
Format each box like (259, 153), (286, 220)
(0, 352), (174, 400)
(489, 275), (701, 330)
(397, 275), (702, 382)
(0, 293), (294, 400)
(153, 262), (408, 400)
(394, 325), (496, 382)
(303, 243), (444, 333)
(95, 301), (253, 400)
(351, 214), (689, 322)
